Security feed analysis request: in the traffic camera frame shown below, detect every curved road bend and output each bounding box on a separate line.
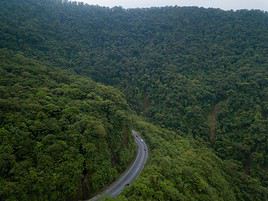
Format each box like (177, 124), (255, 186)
(87, 130), (148, 201)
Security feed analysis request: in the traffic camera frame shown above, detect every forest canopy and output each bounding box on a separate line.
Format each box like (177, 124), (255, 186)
(0, 49), (135, 200)
(0, 0), (268, 201)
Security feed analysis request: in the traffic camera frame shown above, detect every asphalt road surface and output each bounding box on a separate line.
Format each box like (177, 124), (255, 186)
(87, 130), (148, 201)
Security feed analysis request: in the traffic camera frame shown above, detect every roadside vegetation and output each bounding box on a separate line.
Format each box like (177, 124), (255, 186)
(104, 117), (268, 201)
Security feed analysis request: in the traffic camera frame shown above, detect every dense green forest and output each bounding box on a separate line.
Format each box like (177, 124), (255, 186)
(0, 49), (135, 200)
(1, 0), (268, 200)
(105, 118), (268, 201)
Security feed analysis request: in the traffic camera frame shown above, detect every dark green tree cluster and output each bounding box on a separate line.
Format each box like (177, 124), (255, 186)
(212, 66), (268, 181)
(0, 49), (135, 201)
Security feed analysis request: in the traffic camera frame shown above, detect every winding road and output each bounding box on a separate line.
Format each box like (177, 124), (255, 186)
(87, 130), (148, 201)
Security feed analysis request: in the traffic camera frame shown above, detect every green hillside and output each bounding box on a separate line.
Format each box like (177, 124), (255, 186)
(1, 0), (268, 200)
(0, 49), (135, 200)
(107, 118), (268, 201)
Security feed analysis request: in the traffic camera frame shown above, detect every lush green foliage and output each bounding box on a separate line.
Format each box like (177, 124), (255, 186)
(105, 118), (268, 201)
(0, 49), (135, 201)
(1, 0), (268, 200)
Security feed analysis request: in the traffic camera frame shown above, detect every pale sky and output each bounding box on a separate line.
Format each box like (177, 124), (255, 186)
(76, 0), (268, 11)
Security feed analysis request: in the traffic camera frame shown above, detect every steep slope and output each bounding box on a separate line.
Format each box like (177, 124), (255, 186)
(0, 49), (135, 201)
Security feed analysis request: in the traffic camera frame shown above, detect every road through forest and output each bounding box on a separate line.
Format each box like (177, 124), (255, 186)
(87, 130), (148, 201)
